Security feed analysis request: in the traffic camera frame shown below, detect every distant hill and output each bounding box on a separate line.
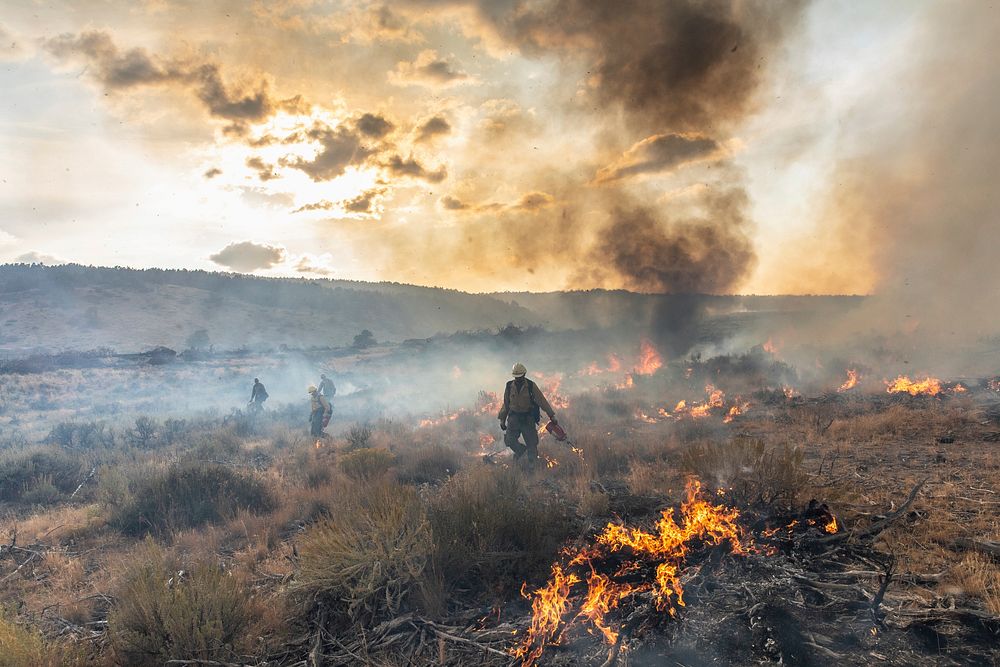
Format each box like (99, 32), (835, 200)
(0, 265), (540, 354)
(0, 264), (866, 356)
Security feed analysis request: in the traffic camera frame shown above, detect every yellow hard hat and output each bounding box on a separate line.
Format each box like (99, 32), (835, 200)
(307, 385), (318, 393)
(512, 362), (526, 377)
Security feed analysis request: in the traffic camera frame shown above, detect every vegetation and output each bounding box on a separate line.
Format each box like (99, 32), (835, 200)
(112, 463), (275, 537)
(108, 542), (263, 665)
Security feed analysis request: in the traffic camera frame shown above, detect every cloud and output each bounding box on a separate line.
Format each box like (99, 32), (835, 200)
(209, 241), (286, 271)
(283, 122), (373, 181)
(355, 112), (395, 138)
(293, 189), (385, 217)
(294, 253), (336, 276)
(342, 188), (386, 215)
(439, 195), (470, 211)
(384, 154), (447, 182)
(13, 251), (65, 265)
(439, 190), (552, 213)
(388, 49), (473, 88)
(0, 229), (17, 246)
(203, 167), (223, 179)
(513, 191), (554, 211)
(0, 23), (29, 62)
(44, 30), (291, 124)
(594, 133), (722, 183)
(246, 156), (280, 181)
(415, 115), (451, 143)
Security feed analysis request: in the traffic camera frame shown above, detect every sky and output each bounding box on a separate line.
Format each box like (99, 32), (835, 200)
(1, 1), (998, 300)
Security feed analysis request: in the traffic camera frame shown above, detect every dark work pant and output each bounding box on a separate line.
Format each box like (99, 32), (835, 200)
(310, 410), (325, 437)
(504, 412), (539, 460)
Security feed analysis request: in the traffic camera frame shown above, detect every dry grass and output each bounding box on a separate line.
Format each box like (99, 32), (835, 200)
(949, 553), (1000, 614)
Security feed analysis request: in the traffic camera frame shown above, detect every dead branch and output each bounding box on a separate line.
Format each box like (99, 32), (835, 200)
(955, 537), (1000, 557)
(805, 478), (927, 547)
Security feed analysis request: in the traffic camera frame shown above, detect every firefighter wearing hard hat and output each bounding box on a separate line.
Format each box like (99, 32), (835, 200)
(308, 385), (331, 437)
(498, 362), (557, 463)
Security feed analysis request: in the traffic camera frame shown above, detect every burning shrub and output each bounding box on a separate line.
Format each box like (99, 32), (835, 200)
(0, 448), (84, 502)
(112, 462), (275, 537)
(427, 466), (571, 598)
(681, 437), (805, 508)
(294, 482), (433, 623)
(394, 444), (463, 485)
(338, 447), (395, 480)
(109, 541), (263, 665)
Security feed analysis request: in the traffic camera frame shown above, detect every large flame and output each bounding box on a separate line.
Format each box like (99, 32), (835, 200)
(633, 339), (664, 376)
(513, 479), (746, 664)
(885, 375), (942, 396)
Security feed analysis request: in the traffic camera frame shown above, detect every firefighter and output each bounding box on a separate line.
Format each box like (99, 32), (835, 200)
(318, 373), (336, 398)
(249, 378), (268, 413)
(308, 385), (331, 437)
(498, 362), (557, 463)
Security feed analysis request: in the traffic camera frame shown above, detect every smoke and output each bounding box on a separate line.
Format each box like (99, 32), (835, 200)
(387, 0), (806, 300)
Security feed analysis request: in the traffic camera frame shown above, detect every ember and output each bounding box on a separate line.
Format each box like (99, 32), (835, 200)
(513, 479), (746, 665)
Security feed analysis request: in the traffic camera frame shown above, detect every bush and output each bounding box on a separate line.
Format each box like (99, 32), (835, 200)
(124, 416), (157, 449)
(427, 466), (571, 597)
(295, 482), (433, 623)
(395, 444), (463, 485)
(338, 447), (395, 481)
(0, 613), (51, 667)
(109, 542), (261, 666)
(0, 448), (83, 502)
(45, 421), (114, 450)
(681, 437), (806, 509)
(344, 423), (373, 450)
(112, 463), (275, 537)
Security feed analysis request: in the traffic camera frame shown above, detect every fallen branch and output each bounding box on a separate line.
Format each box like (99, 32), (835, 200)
(955, 537), (1000, 558)
(805, 479), (927, 546)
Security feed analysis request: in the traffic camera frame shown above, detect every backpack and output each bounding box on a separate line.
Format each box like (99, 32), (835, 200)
(508, 379), (542, 424)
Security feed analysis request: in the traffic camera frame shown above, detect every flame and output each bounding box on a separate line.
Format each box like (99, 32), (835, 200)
(581, 353), (624, 376)
(534, 372), (571, 410)
(723, 399), (750, 424)
(885, 375), (942, 396)
(763, 338), (777, 355)
(635, 410), (658, 424)
(613, 374), (635, 390)
(782, 385), (799, 399)
(837, 369), (859, 393)
(514, 479), (745, 664)
(952, 383), (967, 393)
(824, 516), (838, 534)
(633, 339), (663, 376)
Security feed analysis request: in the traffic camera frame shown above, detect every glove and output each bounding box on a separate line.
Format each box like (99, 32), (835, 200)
(500, 420), (507, 431)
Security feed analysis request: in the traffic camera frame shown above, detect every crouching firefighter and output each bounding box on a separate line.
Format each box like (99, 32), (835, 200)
(498, 362), (557, 464)
(308, 385), (331, 437)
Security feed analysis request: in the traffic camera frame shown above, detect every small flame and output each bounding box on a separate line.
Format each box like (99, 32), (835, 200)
(885, 375), (942, 396)
(763, 338), (777, 355)
(952, 383), (967, 393)
(837, 369), (859, 393)
(723, 399), (750, 424)
(782, 385), (799, 399)
(824, 516), (838, 534)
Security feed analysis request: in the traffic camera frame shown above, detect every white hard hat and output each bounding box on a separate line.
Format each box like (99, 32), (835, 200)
(512, 362), (527, 377)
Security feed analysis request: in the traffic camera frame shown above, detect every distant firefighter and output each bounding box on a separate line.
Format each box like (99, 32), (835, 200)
(318, 373), (336, 398)
(498, 362), (557, 464)
(249, 378), (268, 411)
(308, 385), (331, 437)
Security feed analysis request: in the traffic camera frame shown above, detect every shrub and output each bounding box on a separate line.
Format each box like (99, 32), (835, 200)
(0, 448), (83, 502)
(124, 416), (157, 449)
(681, 437), (805, 509)
(295, 483), (433, 623)
(45, 421), (114, 450)
(395, 444), (463, 485)
(109, 542), (261, 666)
(112, 463), (275, 537)
(338, 447), (395, 480)
(345, 423), (374, 450)
(427, 466), (571, 597)
(0, 613), (51, 667)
